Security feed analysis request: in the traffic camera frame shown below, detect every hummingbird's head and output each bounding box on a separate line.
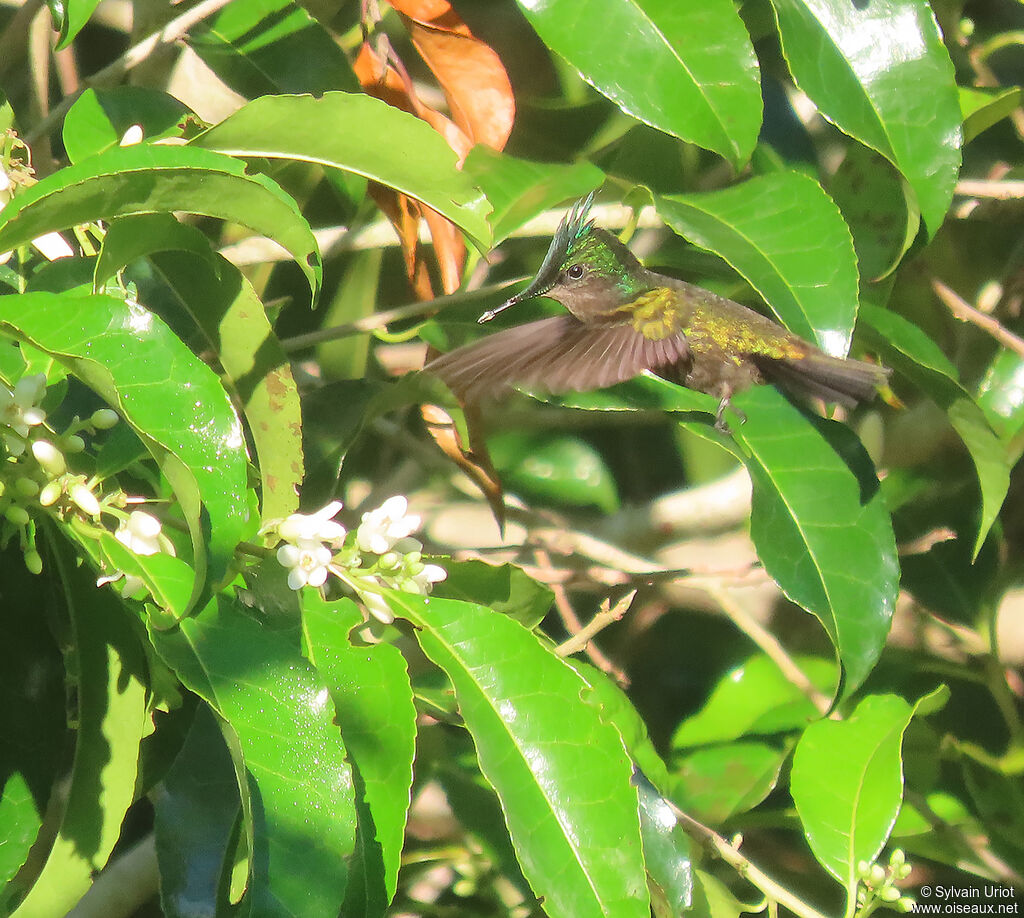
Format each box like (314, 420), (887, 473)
(478, 194), (646, 323)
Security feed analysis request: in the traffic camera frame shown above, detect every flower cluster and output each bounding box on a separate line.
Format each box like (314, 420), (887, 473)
(855, 850), (915, 915)
(266, 496), (446, 623)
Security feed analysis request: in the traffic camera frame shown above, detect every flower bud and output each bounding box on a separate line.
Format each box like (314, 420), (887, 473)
(39, 480), (62, 506)
(5, 504), (29, 526)
(91, 408), (119, 429)
(64, 435), (86, 454)
(70, 482), (101, 516)
(881, 886), (901, 902)
(31, 440), (66, 476)
(14, 477), (38, 497)
(24, 549), (42, 575)
(869, 864), (886, 887)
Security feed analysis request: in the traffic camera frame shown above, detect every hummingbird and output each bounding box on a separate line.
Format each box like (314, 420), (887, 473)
(426, 194), (889, 430)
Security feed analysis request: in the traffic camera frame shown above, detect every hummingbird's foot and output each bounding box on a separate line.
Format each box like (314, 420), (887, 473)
(713, 394), (746, 435)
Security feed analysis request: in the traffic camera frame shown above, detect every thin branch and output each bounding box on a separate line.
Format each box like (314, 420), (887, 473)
(932, 277), (1024, 358)
(556, 589), (637, 660)
(956, 179), (1024, 200)
(26, 0), (236, 145)
(280, 279), (522, 352)
(670, 804), (831, 918)
(697, 583), (832, 716)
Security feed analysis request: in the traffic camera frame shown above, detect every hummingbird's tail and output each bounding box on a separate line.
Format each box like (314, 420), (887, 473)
(758, 352), (891, 408)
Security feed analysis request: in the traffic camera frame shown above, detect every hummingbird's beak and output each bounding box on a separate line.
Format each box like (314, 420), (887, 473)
(477, 280), (554, 324)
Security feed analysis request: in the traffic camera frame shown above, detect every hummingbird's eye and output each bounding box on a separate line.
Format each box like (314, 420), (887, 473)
(566, 264), (585, 280)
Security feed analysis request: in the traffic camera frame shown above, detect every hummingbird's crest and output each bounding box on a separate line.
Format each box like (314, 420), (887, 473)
(478, 193), (596, 323)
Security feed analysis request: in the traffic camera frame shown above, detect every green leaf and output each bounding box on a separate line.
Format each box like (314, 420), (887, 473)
(0, 144), (322, 303)
(718, 387), (897, 697)
(960, 86), (1024, 143)
(515, 0), (762, 167)
(153, 249), (304, 522)
(659, 172), (860, 354)
(829, 145), (919, 281)
(62, 87), (193, 163)
(668, 740), (790, 824)
(977, 348), (1024, 441)
(635, 778), (694, 916)
(188, 0), (358, 98)
(50, 0), (102, 50)
(463, 147), (604, 244)
(150, 595), (356, 918)
(768, 0), (961, 235)
(791, 690), (943, 900)
(152, 704), (240, 918)
(391, 593), (649, 918)
(301, 596), (416, 909)
(317, 249), (383, 381)
(671, 654), (838, 748)
(95, 214), (303, 519)
(860, 304), (1012, 555)
(541, 379), (897, 696)
(12, 540), (151, 918)
(0, 292), (250, 603)
(488, 430), (620, 513)
(433, 560), (554, 631)
(191, 93), (492, 249)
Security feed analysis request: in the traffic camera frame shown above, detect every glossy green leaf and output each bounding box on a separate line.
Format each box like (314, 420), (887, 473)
(769, 0), (961, 235)
(658, 173), (860, 354)
(152, 249), (304, 522)
(12, 544), (151, 918)
(0, 144), (322, 303)
(93, 212), (219, 291)
(188, 0), (358, 98)
(791, 691), (941, 901)
(433, 560), (554, 631)
(515, 0), (761, 167)
(390, 593), (649, 918)
(488, 430), (620, 512)
(671, 654), (838, 748)
(50, 0), (102, 49)
(191, 93), (492, 249)
(829, 145), (919, 281)
(150, 595), (356, 918)
(152, 704), (240, 918)
(978, 348), (1024, 441)
(301, 595), (416, 908)
(960, 86), (1024, 143)
(463, 147), (604, 244)
(727, 387), (898, 697)
(62, 88), (193, 163)
(0, 292), (250, 602)
(636, 778), (694, 915)
(0, 554), (66, 905)
(98, 534), (195, 624)
(544, 377), (897, 695)
(689, 869), (746, 918)
(95, 214), (302, 519)
(668, 740), (789, 824)
(860, 304), (1012, 555)
(567, 658), (672, 791)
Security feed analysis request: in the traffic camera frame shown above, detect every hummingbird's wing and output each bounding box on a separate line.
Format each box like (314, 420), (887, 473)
(425, 314), (690, 403)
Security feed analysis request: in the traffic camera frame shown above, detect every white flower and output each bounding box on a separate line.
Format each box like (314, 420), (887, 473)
(0, 373), (47, 455)
(277, 500), (346, 546)
(277, 540), (333, 590)
(354, 578), (395, 624)
(115, 511), (163, 556)
(409, 563), (447, 594)
(119, 124), (144, 146)
(70, 482), (100, 517)
(31, 439), (65, 476)
(357, 496), (420, 554)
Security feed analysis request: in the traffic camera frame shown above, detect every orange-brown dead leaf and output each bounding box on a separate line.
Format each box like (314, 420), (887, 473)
(421, 402), (506, 532)
(386, 0), (514, 153)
